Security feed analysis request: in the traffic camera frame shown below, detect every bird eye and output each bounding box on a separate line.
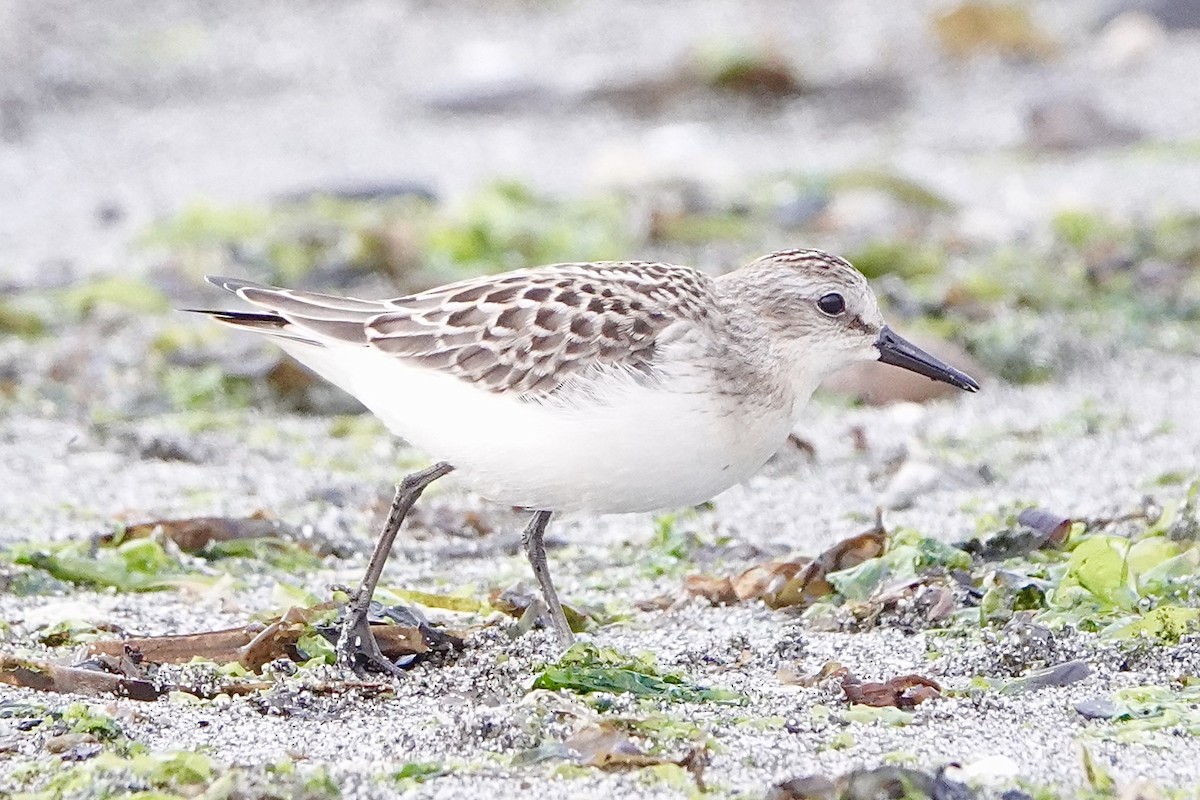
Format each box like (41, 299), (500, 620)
(817, 292), (846, 316)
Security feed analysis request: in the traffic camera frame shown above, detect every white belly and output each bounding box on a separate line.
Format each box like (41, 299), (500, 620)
(280, 341), (797, 513)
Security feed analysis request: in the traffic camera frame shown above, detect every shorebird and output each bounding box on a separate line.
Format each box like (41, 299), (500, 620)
(194, 249), (978, 675)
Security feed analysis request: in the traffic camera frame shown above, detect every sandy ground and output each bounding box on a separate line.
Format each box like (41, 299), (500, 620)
(1, 350), (1200, 798)
(3, 1), (1200, 798)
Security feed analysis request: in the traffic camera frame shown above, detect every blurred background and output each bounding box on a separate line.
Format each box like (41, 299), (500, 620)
(5, 5), (1200, 794)
(2, 0), (1199, 413)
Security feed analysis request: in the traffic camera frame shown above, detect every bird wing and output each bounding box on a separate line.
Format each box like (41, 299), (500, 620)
(205, 263), (715, 398)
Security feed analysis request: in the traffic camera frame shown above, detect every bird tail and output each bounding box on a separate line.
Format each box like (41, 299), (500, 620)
(183, 307), (327, 346)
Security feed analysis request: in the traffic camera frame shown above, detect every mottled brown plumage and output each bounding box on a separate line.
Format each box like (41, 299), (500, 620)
(211, 261), (719, 397)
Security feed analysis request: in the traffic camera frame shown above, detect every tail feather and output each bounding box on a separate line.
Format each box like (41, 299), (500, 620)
(207, 275), (386, 317)
(184, 308), (325, 347)
(205, 275), (275, 295)
(196, 275), (391, 347)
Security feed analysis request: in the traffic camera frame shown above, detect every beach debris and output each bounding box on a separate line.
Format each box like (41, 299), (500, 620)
(1000, 660), (1091, 695)
(770, 766), (972, 800)
(840, 671), (942, 709)
(531, 643), (742, 705)
(2, 602), (460, 701)
(682, 517), (886, 609)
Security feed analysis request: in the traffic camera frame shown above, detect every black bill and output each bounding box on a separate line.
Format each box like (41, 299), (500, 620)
(875, 326), (980, 392)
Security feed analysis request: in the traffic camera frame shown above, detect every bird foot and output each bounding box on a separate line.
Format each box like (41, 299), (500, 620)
(336, 608), (406, 679)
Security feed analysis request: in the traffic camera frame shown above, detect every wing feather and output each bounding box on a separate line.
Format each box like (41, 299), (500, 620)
(206, 263), (714, 399)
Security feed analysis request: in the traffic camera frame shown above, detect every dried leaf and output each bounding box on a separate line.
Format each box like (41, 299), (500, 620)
(699, 46), (806, 99)
(88, 624), (280, 669)
(0, 656), (163, 701)
(924, 584), (959, 621)
(766, 523), (887, 609)
(840, 766), (939, 800)
(961, 507), (1073, 562)
(773, 766), (967, 800)
(106, 513), (294, 552)
(778, 660), (847, 687)
(1016, 507), (1073, 548)
(85, 602), (453, 673)
(682, 574), (739, 605)
(736, 561), (805, 603)
(682, 518), (886, 610)
(565, 722), (708, 791)
(568, 724), (663, 768)
(932, 2), (1057, 60)
(840, 671), (941, 709)
(786, 434), (817, 458)
(489, 583), (596, 632)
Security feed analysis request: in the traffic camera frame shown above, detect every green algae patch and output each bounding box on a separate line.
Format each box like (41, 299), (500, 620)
(532, 644), (743, 705)
(59, 276), (171, 317)
(1040, 494), (1200, 641)
(8, 750), (341, 800)
(377, 586), (493, 615)
(840, 705), (915, 726)
(426, 180), (630, 273)
(389, 761), (448, 787)
(824, 527), (971, 602)
(8, 538), (196, 593)
(5, 522), (325, 596)
(1107, 685), (1200, 737)
(0, 297), (48, 338)
(776, 482), (1200, 647)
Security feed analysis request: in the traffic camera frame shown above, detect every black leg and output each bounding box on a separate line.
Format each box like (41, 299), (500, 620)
(521, 510), (574, 645)
(337, 461), (454, 676)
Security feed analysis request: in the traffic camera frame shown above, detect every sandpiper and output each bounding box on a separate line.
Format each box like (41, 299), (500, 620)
(194, 248), (978, 674)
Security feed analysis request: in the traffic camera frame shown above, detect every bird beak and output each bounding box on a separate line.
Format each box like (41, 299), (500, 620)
(875, 326), (980, 392)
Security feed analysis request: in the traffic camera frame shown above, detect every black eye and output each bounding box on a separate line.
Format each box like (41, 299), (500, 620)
(817, 292), (845, 316)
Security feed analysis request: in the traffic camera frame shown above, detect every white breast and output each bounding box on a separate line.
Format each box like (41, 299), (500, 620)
(279, 340), (797, 514)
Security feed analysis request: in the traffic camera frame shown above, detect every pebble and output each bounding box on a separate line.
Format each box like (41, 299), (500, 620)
(1074, 697), (1119, 720)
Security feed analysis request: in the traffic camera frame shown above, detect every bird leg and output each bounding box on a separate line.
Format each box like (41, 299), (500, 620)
(521, 510), (574, 645)
(337, 461), (454, 676)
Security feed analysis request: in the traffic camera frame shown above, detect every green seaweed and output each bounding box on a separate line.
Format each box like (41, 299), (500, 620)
(844, 241), (945, 281)
(8, 538), (193, 592)
(826, 527), (971, 601)
(390, 762), (447, 785)
(425, 181), (629, 273)
(531, 644), (742, 705)
(8, 749), (342, 800)
(0, 298), (48, 337)
(59, 277), (170, 317)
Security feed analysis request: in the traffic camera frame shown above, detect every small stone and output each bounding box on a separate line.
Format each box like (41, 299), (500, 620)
(842, 767), (933, 800)
(60, 742), (103, 761)
(43, 732), (97, 753)
(422, 78), (560, 114)
(1094, 11), (1166, 69)
(1000, 791), (1034, 800)
(1075, 697), (1118, 720)
(960, 754), (1021, 785)
(1146, 0), (1200, 30)
(768, 775), (837, 800)
(1025, 95), (1141, 151)
(1001, 659), (1092, 694)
